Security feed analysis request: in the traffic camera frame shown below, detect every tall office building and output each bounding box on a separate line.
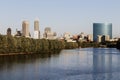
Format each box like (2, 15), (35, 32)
(34, 20), (39, 31)
(34, 20), (40, 39)
(93, 23), (112, 42)
(22, 21), (30, 37)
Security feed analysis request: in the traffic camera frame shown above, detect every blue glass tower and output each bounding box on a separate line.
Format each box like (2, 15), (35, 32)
(93, 23), (112, 41)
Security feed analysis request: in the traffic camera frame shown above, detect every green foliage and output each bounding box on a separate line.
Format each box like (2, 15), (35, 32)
(0, 35), (67, 54)
(104, 41), (117, 48)
(78, 42), (100, 48)
(116, 39), (120, 49)
(0, 35), (8, 53)
(6, 35), (16, 52)
(0, 35), (95, 54)
(65, 42), (78, 49)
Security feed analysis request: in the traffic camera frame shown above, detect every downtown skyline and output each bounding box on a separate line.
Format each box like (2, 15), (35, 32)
(0, 0), (120, 37)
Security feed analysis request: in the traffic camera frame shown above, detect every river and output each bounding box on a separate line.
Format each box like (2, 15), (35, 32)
(0, 48), (120, 80)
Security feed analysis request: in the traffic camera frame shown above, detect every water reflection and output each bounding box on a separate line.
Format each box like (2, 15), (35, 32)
(93, 48), (113, 80)
(0, 51), (61, 80)
(0, 48), (120, 80)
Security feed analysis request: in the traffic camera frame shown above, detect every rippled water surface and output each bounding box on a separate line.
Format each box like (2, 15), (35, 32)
(0, 48), (120, 80)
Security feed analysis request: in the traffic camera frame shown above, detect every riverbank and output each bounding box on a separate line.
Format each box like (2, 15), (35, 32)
(0, 52), (33, 56)
(0, 35), (119, 56)
(0, 35), (65, 54)
(0, 50), (62, 56)
(0, 35), (79, 55)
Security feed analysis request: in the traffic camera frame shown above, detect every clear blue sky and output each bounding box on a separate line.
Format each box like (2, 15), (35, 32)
(0, 0), (120, 37)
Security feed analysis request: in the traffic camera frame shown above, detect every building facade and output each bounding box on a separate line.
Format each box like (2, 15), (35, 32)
(34, 20), (39, 31)
(93, 23), (112, 42)
(43, 27), (56, 39)
(87, 34), (93, 42)
(22, 21), (30, 37)
(63, 32), (76, 42)
(34, 20), (40, 39)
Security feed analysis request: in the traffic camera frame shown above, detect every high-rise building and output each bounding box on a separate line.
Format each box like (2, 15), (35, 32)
(43, 27), (57, 39)
(34, 20), (39, 31)
(22, 21), (30, 37)
(7, 28), (11, 36)
(93, 23), (112, 42)
(34, 20), (40, 39)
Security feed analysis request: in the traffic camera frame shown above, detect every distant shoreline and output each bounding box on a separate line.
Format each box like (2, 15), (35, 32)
(0, 35), (118, 56)
(0, 50), (62, 56)
(0, 52), (32, 56)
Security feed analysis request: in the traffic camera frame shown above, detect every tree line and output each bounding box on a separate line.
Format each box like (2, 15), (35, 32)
(0, 34), (119, 54)
(116, 39), (120, 49)
(0, 35), (78, 54)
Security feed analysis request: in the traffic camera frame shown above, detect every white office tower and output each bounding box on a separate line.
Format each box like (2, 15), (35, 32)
(34, 19), (40, 39)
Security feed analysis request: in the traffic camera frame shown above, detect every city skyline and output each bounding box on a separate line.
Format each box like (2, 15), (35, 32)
(0, 0), (120, 37)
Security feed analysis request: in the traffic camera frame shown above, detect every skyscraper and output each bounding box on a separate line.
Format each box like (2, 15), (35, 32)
(34, 20), (39, 31)
(93, 23), (112, 42)
(34, 20), (40, 39)
(22, 21), (30, 37)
